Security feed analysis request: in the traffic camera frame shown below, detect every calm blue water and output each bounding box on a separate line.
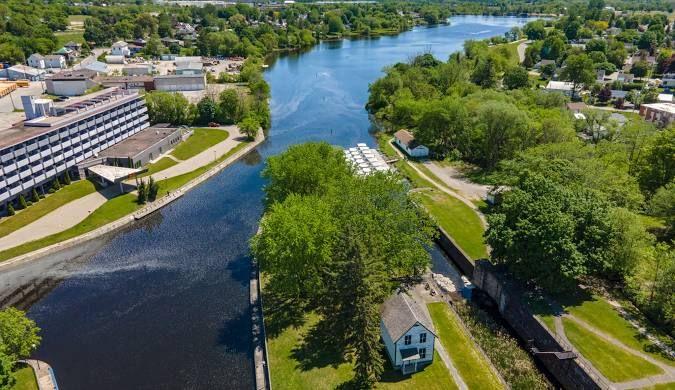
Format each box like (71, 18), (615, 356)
(1, 16), (531, 389)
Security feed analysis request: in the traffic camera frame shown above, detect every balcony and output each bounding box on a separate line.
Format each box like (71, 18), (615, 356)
(5, 174), (19, 186)
(28, 153), (40, 163)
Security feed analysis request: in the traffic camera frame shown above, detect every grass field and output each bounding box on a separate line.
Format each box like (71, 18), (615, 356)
(415, 190), (487, 259)
(67, 15), (91, 23)
(427, 303), (503, 390)
(560, 295), (675, 366)
(11, 366), (38, 390)
(138, 157), (178, 178)
(0, 180), (97, 239)
(562, 318), (663, 382)
(0, 141), (251, 262)
(171, 128), (229, 160)
(54, 31), (85, 46)
(266, 311), (459, 390)
(487, 40), (521, 66)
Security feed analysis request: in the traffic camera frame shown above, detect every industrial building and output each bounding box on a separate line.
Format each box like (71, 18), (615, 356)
(96, 124), (185, 168)
(0, 88), (150, 209)
(154, 74), (206, 91)
(45, 70), (98, 96)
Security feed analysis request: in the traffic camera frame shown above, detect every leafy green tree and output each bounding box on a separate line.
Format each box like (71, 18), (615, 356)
(475, 101), (532, 169)
(261, 142), (352, 205)
(503, 66), (529, 90)
(540, 63), (556, 79)
(218, 89), (245, 124)
(327, 14), (344, 34)
(560, 54), (596, 99)
(0, 307), (41, 361)
(540, 34), (566, 61)
(136, 179), (147, 204)
(64, 170), (71, 185)
(471, 57), (498, 88)
(148, 177), (159, 201)
(6, 204), (15, 216)
(523, 20), (546, 40)
(0, 43), (25, 64)
(145, 92), (195, 125)
(0, 351), (15, 389)
(197, 97), (217, 125)
(238, 114), (260, 140)
(630, 60), (650, 78)
(638, 127), (675, 193)
(414, 98), (468, 156)
(637, 31), (657, 51)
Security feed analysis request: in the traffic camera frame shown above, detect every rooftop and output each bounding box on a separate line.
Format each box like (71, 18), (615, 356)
(642, 103), (675, 114)
(381, 292), (435, 342)
(343, 143), (390, 175)
(0, 88), (141, 150)
(88, 164), (142, 183)
(48, 69), (97, 81)
(394, 129), (424, 149)
(546, 81), (574, 91)
(98, 124), (180, 158)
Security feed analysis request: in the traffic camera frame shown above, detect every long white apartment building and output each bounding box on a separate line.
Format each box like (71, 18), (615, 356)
(0, 88), (149, 210)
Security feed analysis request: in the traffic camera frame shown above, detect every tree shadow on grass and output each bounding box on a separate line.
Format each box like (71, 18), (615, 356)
(291, 317), (349, 371)
(262, 286), (306, 339)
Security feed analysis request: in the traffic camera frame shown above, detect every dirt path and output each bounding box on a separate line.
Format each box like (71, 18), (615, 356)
(421, 161), (490, 201)
(517, 40), (529, 63)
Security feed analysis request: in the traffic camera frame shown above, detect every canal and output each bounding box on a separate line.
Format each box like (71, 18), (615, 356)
(0, 16), (532, 389)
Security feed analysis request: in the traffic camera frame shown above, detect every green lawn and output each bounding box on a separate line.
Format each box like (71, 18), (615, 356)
(0, 141), (251, 262)
(415, 190), (487, 260)
(427, 303), (503, 390)
(562, 318), (663, 382)
(55, 32), (85, 46)
(0, 180), (97, 239)
(138, 157), (178, 178)
(171, 128), (229, 160)
(561, 295), (675, 366)
(638, 383), (675, 390)
(11, 365), (38, 390)
(488, 41), (521, 66)
(266, 311), (458, 390)
(67, 15), (91, 23)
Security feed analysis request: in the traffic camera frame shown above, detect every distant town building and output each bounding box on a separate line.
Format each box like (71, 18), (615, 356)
(105, 55), (126, 65)
(154, 74), (206, 91)
(394, 129), (429, 158)
(83, 61), (109, 74)
(544, 81), (574, 96)
(639, 103), (675, 124)
(381, 292), (436, 375)
(0, 88), (150, 210)
(95, 75), (155, 91)
(64, 41), (83, 54)
(565, 102), (588, 113)
(6, 65), (45, 81)
(27, 54), (46, 69)
(45, 70), (98, 96)
(111, 41), (131, 57)
(53, 47), (76, 61)
(44, 55), (67, 69)
(123, 64), (154, 76)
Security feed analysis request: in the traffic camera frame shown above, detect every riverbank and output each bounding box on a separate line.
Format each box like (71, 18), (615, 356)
(0, 131), (264, 270)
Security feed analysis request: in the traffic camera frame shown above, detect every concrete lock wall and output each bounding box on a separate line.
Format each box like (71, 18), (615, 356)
(435, 226), (475, 278)
(473, 260), (608, 390)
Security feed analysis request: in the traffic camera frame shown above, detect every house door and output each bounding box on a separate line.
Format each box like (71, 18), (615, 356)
(402, 361), (417, 375)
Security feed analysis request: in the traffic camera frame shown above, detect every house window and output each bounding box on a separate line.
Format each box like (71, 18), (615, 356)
(404, 335), (412, 345)
(419, 333), (427, 344)
(419, 348), (426, 359)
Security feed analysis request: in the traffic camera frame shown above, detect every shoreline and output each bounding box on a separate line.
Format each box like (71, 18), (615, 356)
(0, 132), (265, 272)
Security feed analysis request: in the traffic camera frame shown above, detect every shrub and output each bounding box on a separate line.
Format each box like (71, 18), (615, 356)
(64, 171), (72, 185)
(31, 189), (39, 203)
(18, 195), (27, 209)
(6, 204), (15, 216)
(51, 178), (61, 192)
(148, 177), (159, 201)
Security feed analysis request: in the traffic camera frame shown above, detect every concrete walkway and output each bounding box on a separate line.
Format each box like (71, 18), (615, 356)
(517, 39), (529, 63)
(421, 161), (489, 201)
(0, 126), (245, 254)
(0, 187), (119, 252)
(146, 126), (243, 182)
(20, 359), (57, 390)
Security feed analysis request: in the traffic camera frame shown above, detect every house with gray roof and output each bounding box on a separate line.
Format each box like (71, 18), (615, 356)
(380, 292), (436, 374)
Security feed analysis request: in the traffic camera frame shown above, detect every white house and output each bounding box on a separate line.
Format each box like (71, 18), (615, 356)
(544, 80), (575, 96)
(380, 292), (436, 375)
(44, 55), (66, 69)
(111, 41), (131, 57)
(394, 129), (429, 158)
(27, 54), (46, 69)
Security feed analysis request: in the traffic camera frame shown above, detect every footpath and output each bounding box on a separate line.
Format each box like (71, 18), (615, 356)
(0, 127), (246, 254)
(19, 359), (58, 390)
(0, 131), (264, 271)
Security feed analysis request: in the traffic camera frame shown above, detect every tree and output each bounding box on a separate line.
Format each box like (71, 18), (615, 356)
(471, 57), (498, 88)
(541, 63), (556, 79)
(523, 20), (546, 40)
(414, 98), (468, 156)
(630, 60), (650, 78)
(145, 92), (195, 125)
(0, 43), (25, 64)
(485, 174), (614, 291)
(327, 14), (344, 34)
(136, 179), (147, 204)
(503, 66), (529, 90)
(51, 178), (61, 192)
(0, 351), (15, 389)
(148, 177), (159, 201)
(638, 127), (675, 193)
(597, 84), (612, 102)
(475, 101), (532, 169)
(6, 204), (15, 216)
(238, 115), (260, 140)
(0, 307), (41, 360)
(560, 54), (596, 99)
(540, 34), (566, 61)
(64, 170), (71, 185)
(637, 31), (657, 51)
(218, 89), (245, 124)
(18, 195), (27, 210)
(31, 189), (39, 203)
(197, 97), (217, 125)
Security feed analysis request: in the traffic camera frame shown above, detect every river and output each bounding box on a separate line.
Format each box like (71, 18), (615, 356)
(0, 16), (532, 389)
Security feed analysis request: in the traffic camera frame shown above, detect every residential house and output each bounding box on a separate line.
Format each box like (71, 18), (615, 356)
(381, 292), (436, 375)
(394, 129), (429, 158)
(534, 59), (556, 69)
(566, 102), (588, 113)
(639, 103), (675, 124)
(64, 41), (82, 55)
(661, 73), (675, 89)
(544, 81), (575, 96)
(658, 93), (673, 103)
(53, 47), (75, 62)
(45, 69), (98, 96)
(111, 41), (131, 57)
(27, 54), (45, 69)
(44, 55), (67, 69)
(175, 22), (196, 37)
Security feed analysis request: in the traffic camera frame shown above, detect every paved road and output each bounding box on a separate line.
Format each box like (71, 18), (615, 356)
(421, 161), (489, 201)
